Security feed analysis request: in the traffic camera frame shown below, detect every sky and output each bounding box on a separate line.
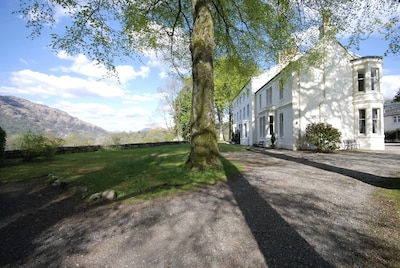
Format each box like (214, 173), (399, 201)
(0, 1), (399, 133)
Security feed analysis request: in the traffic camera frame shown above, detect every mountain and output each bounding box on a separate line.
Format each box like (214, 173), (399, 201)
(0, 95), (108, 137)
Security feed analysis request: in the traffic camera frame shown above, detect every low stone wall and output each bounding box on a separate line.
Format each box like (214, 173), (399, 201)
(4, 141), (189, 159)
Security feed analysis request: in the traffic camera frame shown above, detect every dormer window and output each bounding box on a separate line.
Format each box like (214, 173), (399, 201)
(357, 70), (365, 92)
(371, 68), (379, 91)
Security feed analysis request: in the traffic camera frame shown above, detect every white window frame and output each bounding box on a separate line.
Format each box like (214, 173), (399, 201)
(259, 116), (266, 138)
(371, 68), (379, 91)
(372, 108), (380, 134)
(269, 115), (274, 135)
(279, 80), (284, 100)
(358, 70), (365, 92)
(359, 109), (366, 134)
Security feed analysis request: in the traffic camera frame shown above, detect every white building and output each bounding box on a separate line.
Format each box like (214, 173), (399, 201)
(232, 33), (385, 150)
(384, 102), (400, 141)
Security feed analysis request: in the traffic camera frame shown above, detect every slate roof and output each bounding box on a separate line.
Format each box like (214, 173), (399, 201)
(384, 102), (400, 116)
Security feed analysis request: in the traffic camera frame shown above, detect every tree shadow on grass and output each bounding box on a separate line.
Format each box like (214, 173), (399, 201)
(0, 180), (98, 266)
(222, 157), (333, 267)
(254, 149), (400, 190)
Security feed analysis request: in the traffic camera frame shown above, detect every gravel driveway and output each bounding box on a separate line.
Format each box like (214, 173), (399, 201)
(1, 148), (399, 267)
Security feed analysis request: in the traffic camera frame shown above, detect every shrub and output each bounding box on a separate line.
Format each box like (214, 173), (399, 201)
(231, 130), (240, 144)
(19, 133), (63, 161)
(0, 126), (6, 159)
(305, 123), (341, 152)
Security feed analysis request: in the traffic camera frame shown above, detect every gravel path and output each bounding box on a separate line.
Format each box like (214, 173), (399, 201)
(0, 149), (399, 267)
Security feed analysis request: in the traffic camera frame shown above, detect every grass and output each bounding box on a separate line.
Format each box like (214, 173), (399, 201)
(0, 143), (246, 201)
(375, 172), (400, 211)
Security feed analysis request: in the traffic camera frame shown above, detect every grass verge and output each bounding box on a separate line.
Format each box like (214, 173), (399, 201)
(0, 143), (246, 201)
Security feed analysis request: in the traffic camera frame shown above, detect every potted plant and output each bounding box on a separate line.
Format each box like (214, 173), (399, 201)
(270, 133), (276, 149)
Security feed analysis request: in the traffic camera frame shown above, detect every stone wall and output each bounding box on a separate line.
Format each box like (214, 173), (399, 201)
(4, 141), (189, 159)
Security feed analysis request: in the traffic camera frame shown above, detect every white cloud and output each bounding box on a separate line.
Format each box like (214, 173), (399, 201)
(54, 51), (150, 83)
(118, 107), (151, 118)
(159, 71), (168, 79)
(382, 75), (400, 99)
(19, 58), (29, 65)
(53, 4), (74, 23)
(52, 101), (157, 132)
(122, 93), (161, 104)
(6, 69), (127, 99)
(54, 101), (116, 119)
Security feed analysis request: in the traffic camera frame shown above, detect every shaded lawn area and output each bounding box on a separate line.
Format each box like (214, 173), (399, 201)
(0, 143), (246, 201)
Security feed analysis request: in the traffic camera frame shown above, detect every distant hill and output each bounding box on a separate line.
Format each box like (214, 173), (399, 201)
(0, 95), (109, 137)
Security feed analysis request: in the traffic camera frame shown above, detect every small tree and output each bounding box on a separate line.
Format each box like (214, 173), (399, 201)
(305, 123), (341, 152)
(393, 88), (400, 103)
(19, 133), (63, 161)
(0, 126), (6, 160)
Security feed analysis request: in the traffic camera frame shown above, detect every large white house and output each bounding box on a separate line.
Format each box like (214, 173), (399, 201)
(232, 29), (385, 151)
(384, 102), (400, 141)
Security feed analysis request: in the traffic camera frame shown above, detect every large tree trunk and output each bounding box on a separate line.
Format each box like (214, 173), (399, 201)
(186, 0), (220, 170)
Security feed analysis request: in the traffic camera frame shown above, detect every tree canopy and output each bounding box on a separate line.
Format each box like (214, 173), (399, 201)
(394, 89), (400, 102)
(17, 0), (400, 169)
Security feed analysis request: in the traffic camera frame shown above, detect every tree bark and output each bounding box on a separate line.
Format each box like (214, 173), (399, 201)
(186, 0), (220, 170)
(228, 102), (233, 142)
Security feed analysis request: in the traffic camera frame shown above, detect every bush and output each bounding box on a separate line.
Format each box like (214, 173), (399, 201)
(385, 128), (400, 142)
(232, 130), (240, 144)
(305, 123), (341, 152)
(0, 126), (6, 159)
(19, 133), (63, 161)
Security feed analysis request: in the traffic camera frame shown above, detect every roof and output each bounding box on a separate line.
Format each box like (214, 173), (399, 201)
(254, 39), (360, 94)
(384, 102), (400, 116)
(350, 56), (383, 62)
(234, 37), (380, 100)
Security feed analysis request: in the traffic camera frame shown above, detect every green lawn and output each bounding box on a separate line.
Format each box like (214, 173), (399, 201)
(0, 143), (246, 201)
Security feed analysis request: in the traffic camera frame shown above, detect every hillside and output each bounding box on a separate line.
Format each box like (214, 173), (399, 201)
(0, 95), (108, 138)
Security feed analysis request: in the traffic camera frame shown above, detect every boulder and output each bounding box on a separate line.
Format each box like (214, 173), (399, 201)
(52, 179), (68, 187)
(89, 193), (102, 201)
(75, 186), (88, 195)
(102, 190), (118, 201)
(74, 186), (88, 198)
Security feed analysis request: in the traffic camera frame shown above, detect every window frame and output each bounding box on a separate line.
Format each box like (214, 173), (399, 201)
(269, 115), (274, 135)
(259, 116), (266, 138)
(372, 108), (379, 134)
(279, 80), (284, 100)
(371, 68), (379, 91)
(359, 109), (366, 134)
(357, 70), (365, 92)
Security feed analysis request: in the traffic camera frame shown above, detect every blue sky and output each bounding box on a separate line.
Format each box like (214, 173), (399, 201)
(0, 1), (399, 133)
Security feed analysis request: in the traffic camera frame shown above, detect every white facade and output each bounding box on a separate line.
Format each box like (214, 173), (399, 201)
(384, 102), (400, 132)
(232, 71), (280, 145)
(232, 38), (385, 151)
